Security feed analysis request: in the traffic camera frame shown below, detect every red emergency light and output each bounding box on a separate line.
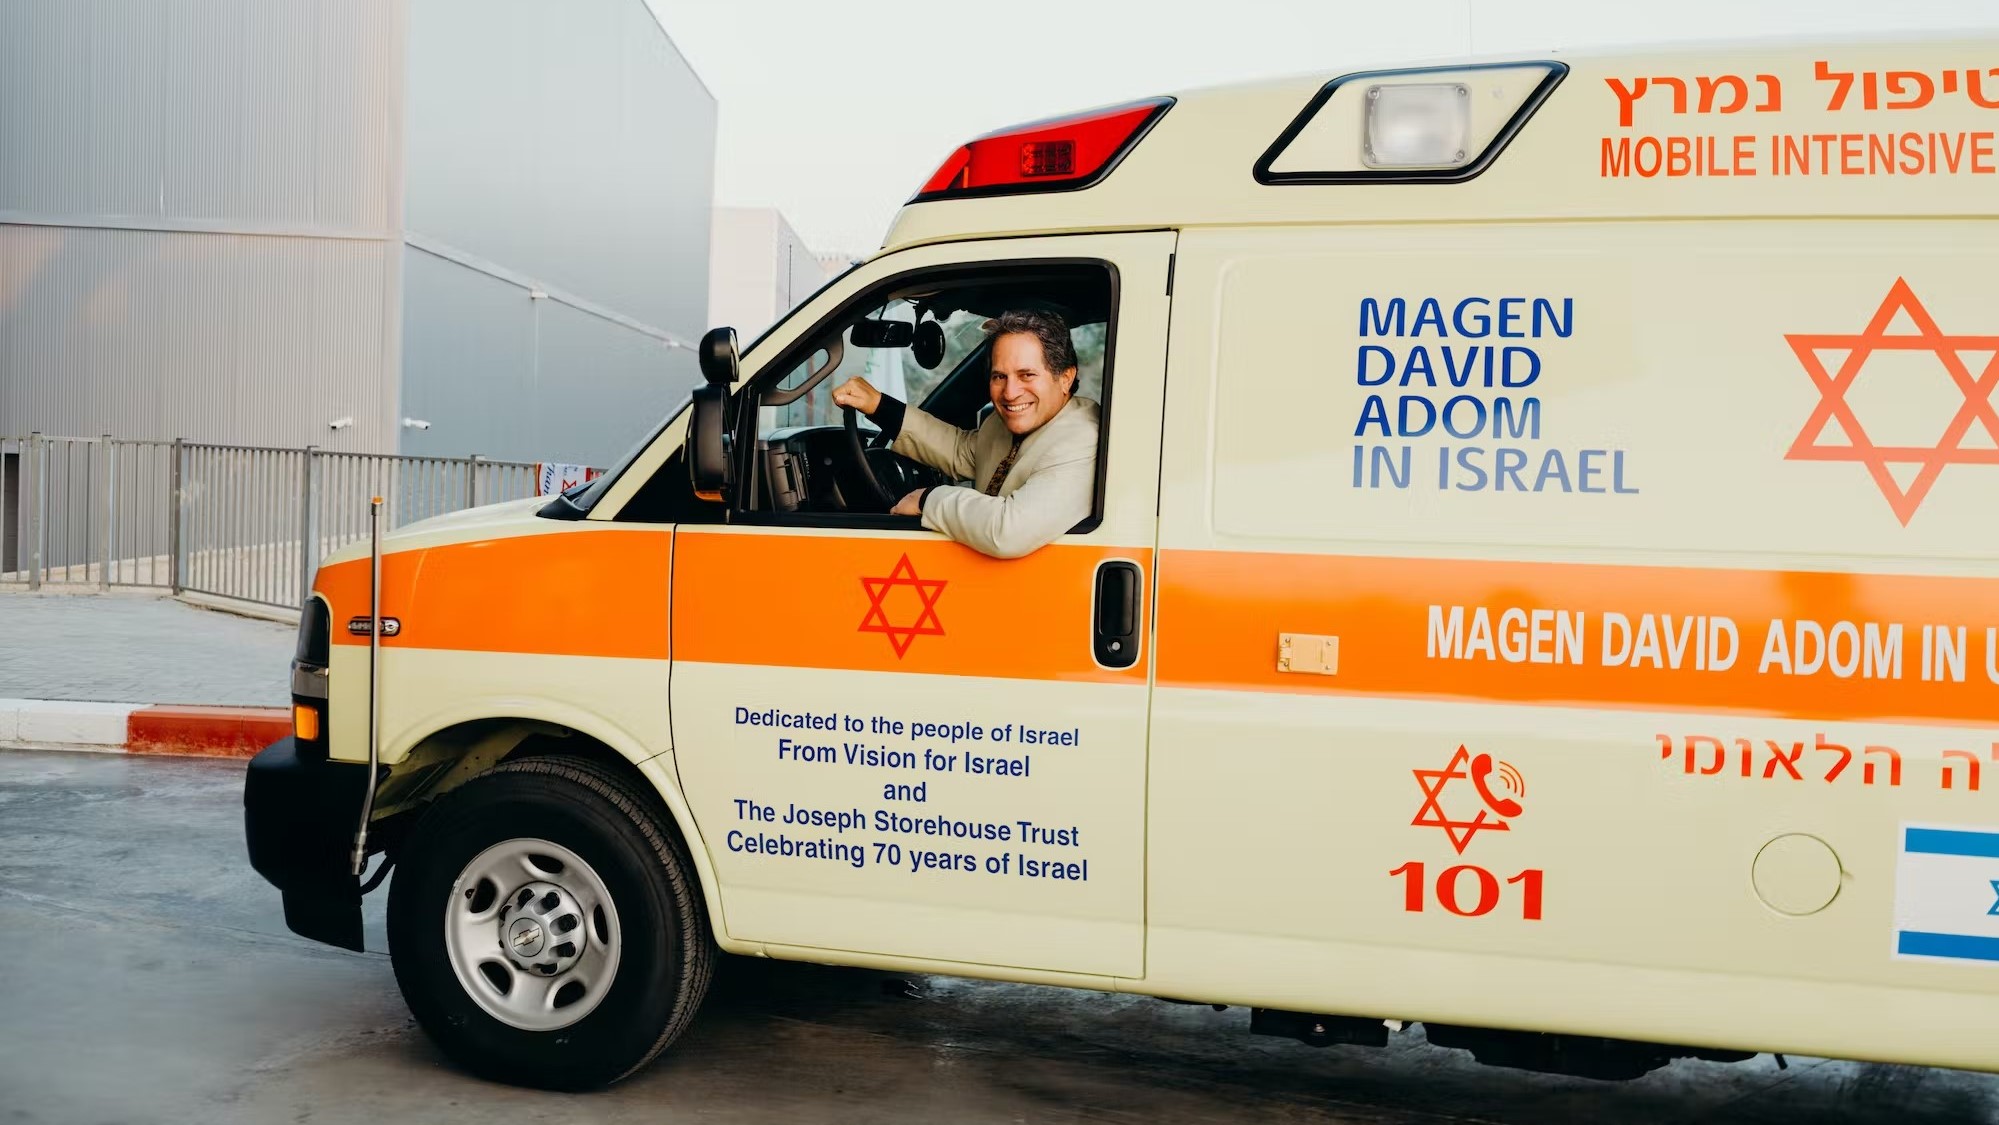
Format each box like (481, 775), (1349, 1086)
(912, 97), (1173, 203)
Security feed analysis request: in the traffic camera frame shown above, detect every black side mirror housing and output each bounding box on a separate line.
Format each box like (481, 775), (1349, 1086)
(699, 326), (739, 385)
(689, 384), (731, 502)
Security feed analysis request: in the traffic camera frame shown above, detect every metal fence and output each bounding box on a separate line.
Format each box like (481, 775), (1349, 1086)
(2, 435), (548, 613)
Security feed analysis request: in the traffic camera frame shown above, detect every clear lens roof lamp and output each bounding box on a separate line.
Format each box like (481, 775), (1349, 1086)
(1255, 61), (1567, 185)
(1363, 82), (1472, 169)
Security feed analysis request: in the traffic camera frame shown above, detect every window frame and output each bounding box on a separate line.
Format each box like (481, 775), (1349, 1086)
(724, 256), (1123, 535)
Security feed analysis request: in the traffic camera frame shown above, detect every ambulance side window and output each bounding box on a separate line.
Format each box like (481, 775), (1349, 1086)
(740, 263), (1116, 526)
(761, 302), (989, 432)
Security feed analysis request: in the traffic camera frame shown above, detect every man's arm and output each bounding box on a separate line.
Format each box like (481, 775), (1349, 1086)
(832, 379), (981, 482)
(918, 449), (1093, 559)
(889, 401), (981, 481)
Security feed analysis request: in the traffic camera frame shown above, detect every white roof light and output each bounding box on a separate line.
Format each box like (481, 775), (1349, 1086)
(1364, 83), (1471, 168)
(1256, 62), (1564, 183)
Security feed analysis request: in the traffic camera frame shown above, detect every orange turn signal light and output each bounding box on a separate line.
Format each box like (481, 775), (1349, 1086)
(294, 703), (322, 742)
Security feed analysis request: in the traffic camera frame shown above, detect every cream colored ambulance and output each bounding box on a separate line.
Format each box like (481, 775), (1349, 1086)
(245, 34), (1999, 1090)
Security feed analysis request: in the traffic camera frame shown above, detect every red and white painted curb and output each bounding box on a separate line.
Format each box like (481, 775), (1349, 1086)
(0, 699), (289, 759)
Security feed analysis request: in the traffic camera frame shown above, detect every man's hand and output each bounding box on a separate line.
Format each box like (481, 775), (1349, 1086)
(891, 489), (925, 517)
(830, 376), (882, 416)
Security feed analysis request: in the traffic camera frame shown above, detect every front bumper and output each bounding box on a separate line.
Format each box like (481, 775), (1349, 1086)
(244, 737), (380, 951)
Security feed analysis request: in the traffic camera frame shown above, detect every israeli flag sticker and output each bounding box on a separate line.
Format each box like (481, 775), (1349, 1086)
(1894, 825), (1999, 964)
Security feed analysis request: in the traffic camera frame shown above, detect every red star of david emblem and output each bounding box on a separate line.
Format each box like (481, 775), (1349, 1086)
(1412, 746), (1522, 855)
(1785, 278), (1999, 525)
(858, 554), (946, 658)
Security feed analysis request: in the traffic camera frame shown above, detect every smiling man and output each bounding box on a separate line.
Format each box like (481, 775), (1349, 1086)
(830, 309), (1099, 559)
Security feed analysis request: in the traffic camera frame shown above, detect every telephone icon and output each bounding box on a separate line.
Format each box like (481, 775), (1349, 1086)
(1470, 753), (1525, 819)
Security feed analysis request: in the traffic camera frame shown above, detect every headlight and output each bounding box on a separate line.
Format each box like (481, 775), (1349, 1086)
(296, 597), (331, 668)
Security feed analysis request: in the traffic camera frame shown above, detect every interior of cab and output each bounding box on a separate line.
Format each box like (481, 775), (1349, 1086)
(737, 264), (1113, 517)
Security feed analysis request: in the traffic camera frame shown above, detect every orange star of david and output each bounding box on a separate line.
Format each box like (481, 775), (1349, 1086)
(858, 554), (946, 658)
(1786, 278), (1999, 525)
(1412, 746), (1510, 855)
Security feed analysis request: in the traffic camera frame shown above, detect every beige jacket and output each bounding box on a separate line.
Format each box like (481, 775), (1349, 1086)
(893, 396), (1100, 559)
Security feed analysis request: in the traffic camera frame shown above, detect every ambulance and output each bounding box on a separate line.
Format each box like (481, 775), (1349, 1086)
(245, 35), (1999, 1090)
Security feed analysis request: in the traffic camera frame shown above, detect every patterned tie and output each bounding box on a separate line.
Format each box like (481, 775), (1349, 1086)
(983, 435), (1025, 496)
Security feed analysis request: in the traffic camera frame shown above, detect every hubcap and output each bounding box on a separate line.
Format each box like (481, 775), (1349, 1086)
(443, 838), (621, 1031)
(507, 916), (546, 959)
(499, 879), (586, 975)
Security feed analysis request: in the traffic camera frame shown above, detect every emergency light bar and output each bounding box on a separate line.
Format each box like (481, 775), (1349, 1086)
(912, 97), (1173, 202)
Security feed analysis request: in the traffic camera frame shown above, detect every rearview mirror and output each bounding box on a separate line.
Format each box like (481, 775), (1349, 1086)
(688, 384), (731, 502)
(850, 319), (914, 348)
(699, 326), (739, 385)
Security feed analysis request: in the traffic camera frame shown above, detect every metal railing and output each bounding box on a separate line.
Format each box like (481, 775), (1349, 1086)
(2, 434), (550, 613)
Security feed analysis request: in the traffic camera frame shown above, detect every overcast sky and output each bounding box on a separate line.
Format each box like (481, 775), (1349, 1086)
(648, 0), (1999, 254)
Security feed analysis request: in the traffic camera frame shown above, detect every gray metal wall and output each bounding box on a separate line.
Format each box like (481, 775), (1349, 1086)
(709, 207), (830, 341)
(0, 0), (709, 467)
(0, 225), (395, 448)
(0, 0), (404, 451)
(398, 0), (715, 465)
(397, 245), (700, 466)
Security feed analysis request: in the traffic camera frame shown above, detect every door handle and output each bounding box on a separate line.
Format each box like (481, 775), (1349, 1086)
(1093, 560), (1142, 669)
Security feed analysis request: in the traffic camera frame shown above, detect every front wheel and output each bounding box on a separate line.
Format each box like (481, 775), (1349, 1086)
(387, 755), (712, 1089)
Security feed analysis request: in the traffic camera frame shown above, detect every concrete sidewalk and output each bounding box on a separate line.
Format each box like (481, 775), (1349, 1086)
(0, 592), (291, 708)
(0, 593), (293, 756)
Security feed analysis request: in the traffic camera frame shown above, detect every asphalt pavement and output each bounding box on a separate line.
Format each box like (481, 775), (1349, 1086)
(3, 749), (1997, 1124)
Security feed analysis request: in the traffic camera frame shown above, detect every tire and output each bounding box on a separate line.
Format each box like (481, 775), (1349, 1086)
(387, 754), (713, 1090)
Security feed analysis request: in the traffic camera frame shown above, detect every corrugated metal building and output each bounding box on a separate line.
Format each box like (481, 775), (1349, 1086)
(0, 0), (715, 466)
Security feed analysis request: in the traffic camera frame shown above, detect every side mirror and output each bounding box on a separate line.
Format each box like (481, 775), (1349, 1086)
(689, 383), (731, 502)
(699, 326), (739, 385)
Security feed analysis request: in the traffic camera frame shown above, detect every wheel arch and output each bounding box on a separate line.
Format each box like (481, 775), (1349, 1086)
(376, 713), (741, 952)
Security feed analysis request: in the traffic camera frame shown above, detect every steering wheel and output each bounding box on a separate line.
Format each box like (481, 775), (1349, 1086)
(843, 406), (900, 510)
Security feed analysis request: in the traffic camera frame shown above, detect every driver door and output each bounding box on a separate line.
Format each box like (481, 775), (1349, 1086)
(669, 232), (1174, 978)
